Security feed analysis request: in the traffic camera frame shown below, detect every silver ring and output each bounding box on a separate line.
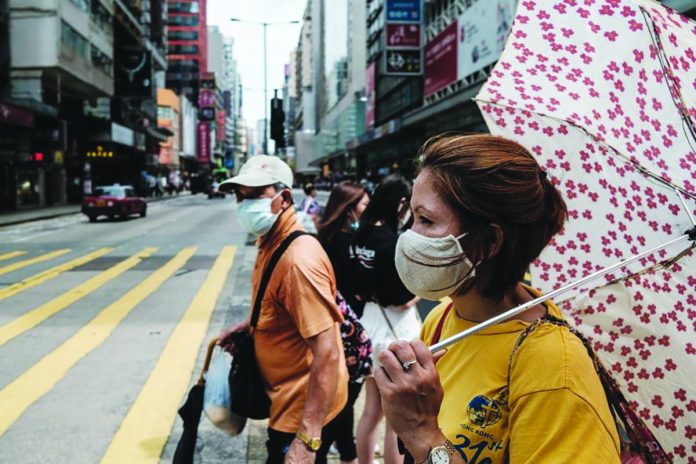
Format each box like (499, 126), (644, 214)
(402, 359), (418, 371)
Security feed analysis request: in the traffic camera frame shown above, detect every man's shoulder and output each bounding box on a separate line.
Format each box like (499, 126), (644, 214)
(281, 234), (332, 271)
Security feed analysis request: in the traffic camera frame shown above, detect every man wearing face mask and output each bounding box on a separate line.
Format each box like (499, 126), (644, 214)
(217, 155), (348, 464)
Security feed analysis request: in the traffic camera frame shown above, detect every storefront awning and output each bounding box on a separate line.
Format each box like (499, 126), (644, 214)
(145, 126), (172, 142)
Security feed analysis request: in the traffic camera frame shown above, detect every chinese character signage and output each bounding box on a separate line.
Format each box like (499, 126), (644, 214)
(366, 61), (376, 128)
(386, 0), (421, 23)
(197, 122), (211, 164)
(386, 24), (421, 48)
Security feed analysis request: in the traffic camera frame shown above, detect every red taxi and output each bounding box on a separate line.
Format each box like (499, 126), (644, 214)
(82, 185), (147, 222)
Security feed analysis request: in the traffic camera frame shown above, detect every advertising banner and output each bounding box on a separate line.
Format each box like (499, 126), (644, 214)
(385, 0), (421, 23)
(365, 61), (376, 129)
(424, 21), (458, 97)
(196, 122), (210, 164)
(385, 23), (421, 48)
(457, 0), (516, 80)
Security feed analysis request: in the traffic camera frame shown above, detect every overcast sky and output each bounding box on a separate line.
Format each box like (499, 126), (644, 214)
(207, 0), (305, 132)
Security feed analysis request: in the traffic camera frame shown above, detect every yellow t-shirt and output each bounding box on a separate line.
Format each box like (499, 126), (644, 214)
(421, 290), (620, 463)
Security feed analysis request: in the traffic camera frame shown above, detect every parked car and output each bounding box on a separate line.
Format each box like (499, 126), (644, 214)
(82, 185), (147, 222)
(207, 181), (226, 199)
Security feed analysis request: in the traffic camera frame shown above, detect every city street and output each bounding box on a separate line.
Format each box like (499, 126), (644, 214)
(0, 195), (253, 463)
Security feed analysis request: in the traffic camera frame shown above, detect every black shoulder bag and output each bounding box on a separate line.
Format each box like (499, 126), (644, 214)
(228, 230), (308, 419)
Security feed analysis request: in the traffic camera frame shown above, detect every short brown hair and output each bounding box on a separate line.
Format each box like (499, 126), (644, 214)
(420, 134), (568, 300)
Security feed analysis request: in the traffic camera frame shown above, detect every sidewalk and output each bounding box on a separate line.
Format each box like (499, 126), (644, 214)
(0, 192), (191, 227)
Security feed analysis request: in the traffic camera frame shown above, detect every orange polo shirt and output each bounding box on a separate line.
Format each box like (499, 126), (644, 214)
(251, 207), (348, 433)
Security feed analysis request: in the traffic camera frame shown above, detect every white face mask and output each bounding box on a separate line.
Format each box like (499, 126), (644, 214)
(236, 192), (282, 237)
(395, 229), (475, 301)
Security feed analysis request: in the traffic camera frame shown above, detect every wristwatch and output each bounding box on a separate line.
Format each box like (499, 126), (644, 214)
(422, 440), (456, 464)
(295, 431), (322, 452)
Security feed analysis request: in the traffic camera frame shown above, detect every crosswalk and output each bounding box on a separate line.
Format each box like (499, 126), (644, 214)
(0, 245), (239, 463)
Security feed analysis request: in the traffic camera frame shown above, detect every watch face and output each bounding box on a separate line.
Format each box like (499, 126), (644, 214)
(309, 438), (321, 451)
(431, 447), (450, 464)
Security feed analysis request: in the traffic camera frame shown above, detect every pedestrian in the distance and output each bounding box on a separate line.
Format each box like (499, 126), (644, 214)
(317, 181), (372, 464)
(352, 174), (421, 464)
(298, 183), (321, 232)
(376, 134), (620, 464)
(217, 155), (348, 464)
(318, 181), (370, 317)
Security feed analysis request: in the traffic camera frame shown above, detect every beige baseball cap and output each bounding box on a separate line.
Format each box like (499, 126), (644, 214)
(219, 155), (293, 192)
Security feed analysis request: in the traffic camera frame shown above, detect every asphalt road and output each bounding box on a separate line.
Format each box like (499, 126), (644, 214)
(0, 194), (254, 464)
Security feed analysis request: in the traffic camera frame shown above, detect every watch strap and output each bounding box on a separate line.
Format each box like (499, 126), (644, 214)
(295, 431), (321, 452)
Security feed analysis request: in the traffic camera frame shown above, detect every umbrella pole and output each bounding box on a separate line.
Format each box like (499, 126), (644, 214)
(430, 231), (695, 353)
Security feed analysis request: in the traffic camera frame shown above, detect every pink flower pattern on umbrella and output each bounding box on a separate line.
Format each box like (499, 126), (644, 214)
(477, 0), (696, 461)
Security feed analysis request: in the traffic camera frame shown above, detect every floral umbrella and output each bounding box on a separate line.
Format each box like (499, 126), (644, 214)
(456, 0), (696, 461)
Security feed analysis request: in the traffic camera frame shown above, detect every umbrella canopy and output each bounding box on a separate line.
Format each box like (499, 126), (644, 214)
(475, 0), (695, 461)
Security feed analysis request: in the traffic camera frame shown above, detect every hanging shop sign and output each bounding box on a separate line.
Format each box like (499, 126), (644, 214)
(384, 49), (422, 75)
(385, 23), (421, 48)
(385, 0), (421, 23)
(86, 145), (114, 158)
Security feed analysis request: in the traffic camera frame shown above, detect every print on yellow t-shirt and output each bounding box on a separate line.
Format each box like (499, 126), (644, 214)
(421, 288), (620, 464)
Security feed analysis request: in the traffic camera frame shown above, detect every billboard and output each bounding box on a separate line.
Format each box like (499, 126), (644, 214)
(385, 23), (421, 48)
(424, 22), (458, 97)
(457, 0), (516, 80)
(365, 61), (376, 129)
(385, 0), (421, 23)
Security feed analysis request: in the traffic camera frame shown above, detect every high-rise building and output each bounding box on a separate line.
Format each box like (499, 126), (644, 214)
(166, 0), (208, 100)
(1, 0), (168, 211)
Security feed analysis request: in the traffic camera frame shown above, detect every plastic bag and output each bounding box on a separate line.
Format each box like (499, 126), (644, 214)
(203, 347), (246, 435)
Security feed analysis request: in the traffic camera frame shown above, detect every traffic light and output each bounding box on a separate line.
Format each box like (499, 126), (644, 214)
(270, 95), (286, 149)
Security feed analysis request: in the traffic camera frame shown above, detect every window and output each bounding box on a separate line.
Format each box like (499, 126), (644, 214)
(91, 46), (113, 75)
(168, 30), (198, 41)
(158, 106), (174, 119)
(61, 21), (89, 58)
(167, 14), (198, 26)
(68, 0), (89, 13)
(168, 44), (199, 54)
(169, 1), (199, 14)
(91, 0), (113, 35)
(124, 187), (136, 198)
(95, 186), (126, 198)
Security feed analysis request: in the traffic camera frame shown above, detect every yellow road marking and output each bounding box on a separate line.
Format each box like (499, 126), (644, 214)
(0, 247), (197, 437)
(0, 248), (113, 301)
(101, 246), (237, 464)
(0, 249), (71, 277)
(0, 248), (157, 347)
(0, 251), (27, 261)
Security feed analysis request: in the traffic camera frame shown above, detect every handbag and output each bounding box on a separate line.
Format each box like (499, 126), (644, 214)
(228, 230), (308, 419)
(336, 291), (373, 382)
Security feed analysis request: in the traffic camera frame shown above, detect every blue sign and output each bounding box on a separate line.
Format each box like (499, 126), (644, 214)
(386, 0), (421, 23)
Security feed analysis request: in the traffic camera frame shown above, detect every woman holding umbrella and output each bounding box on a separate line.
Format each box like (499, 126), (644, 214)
(375, 134), (621, 464)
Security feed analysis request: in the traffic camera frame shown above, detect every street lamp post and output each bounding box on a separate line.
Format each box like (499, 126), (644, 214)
(230, 18), (299, 155)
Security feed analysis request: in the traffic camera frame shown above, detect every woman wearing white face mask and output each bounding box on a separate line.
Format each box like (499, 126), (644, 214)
(351, 174), (422, 464)
(374, 135), (620, 464)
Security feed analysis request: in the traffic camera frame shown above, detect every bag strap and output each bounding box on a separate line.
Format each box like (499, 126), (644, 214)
(430, 302), (453, 346)
(378, 304), (400, 339)
(251, 230), (308, 328)
(506, 315), (669, 463)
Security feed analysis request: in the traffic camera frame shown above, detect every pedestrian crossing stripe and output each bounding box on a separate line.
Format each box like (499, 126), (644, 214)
(0, 247), (158, 347)
(0, 246), (197, 437)
(0, 248), (113, 301)
(0, 249), (71, 277)
(0, 251), (27, 262)
(101, 246), (237, 464)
